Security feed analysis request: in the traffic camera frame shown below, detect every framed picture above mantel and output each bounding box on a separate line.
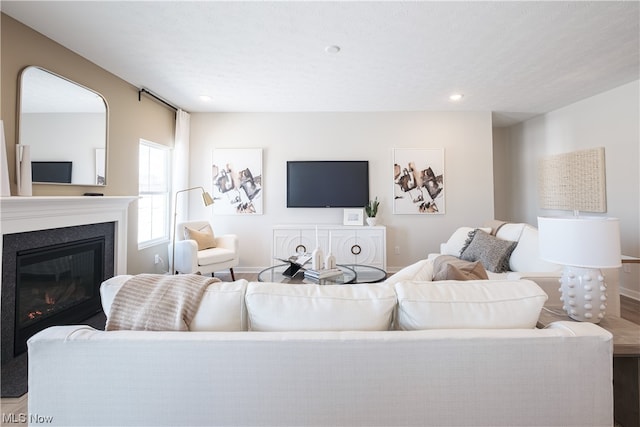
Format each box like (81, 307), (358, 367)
(393, 148), (445, 215)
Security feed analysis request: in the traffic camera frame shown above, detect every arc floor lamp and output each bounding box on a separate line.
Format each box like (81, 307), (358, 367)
(171, 186), (214, 274)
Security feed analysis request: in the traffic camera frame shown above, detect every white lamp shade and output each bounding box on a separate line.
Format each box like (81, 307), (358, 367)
(537, 216), (621, 268)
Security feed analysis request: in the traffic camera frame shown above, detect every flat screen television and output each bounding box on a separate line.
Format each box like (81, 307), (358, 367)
(287, 160), (369, 208)
(31, 161), (72, 183)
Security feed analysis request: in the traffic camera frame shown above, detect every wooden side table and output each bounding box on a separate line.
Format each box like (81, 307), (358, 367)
(538, 307), (640, 427)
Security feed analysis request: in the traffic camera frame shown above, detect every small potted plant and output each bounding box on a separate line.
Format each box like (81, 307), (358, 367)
(365, 197), (380, 226)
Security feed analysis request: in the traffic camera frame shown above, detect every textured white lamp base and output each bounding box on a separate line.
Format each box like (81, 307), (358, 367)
(559, 266), (607, 323)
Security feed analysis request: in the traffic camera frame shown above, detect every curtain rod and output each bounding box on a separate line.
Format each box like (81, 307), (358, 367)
(138, 88), (180, 112)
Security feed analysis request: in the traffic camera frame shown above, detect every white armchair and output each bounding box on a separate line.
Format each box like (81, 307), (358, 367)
(169, 220), (239, 280)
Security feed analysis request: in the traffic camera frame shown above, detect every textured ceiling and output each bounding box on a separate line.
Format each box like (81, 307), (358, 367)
(3, 1), (639, 126)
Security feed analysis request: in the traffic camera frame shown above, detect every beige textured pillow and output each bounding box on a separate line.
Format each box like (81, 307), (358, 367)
(184, 225), (216, 250)
(433, 255), (489, 281)
(436, 262), (489, 281)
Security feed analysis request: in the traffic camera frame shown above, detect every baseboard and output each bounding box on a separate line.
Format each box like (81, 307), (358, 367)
(619, 287), (640, 301)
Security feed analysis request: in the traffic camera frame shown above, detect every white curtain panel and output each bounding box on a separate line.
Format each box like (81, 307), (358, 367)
(172, 109), (190, 224)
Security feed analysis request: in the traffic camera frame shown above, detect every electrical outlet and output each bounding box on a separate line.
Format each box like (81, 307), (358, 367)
(154, 254), (160, 265)
(394, 246), (400, 255)
(623, 264), (631, 273)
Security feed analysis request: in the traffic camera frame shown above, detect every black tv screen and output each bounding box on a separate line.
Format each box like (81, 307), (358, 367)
(31, 161), (72, 183)
(287, 161), (369, 208)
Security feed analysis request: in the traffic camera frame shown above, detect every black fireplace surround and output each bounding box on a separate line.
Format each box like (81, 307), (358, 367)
(1, 222), (115, 365)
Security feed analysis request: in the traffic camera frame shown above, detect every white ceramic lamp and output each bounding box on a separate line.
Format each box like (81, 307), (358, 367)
(538, 216), (621, 323)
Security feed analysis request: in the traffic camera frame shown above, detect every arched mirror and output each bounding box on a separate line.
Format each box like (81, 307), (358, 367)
(18, 66), (108, 186)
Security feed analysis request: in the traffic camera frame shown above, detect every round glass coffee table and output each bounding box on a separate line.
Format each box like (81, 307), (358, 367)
(257, 264), (387, 284)
(258, 264), (356, 284)
(341, 264), (387, 283)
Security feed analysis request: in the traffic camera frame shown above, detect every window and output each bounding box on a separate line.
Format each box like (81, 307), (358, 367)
(138, 140), (171, 248)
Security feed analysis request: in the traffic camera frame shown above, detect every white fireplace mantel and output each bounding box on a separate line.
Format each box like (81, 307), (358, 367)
(0, 196), (137, 276)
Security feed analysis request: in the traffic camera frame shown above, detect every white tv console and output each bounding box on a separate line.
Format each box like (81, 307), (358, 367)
(272, 225), (387, 271)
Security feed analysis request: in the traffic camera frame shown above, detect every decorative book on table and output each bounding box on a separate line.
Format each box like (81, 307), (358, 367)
(304, 268), (342, 279)
(275, 254), (312, 277)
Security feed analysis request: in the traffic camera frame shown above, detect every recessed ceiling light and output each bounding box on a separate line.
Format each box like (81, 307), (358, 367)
(325, 45), (341, 54)
(199, 95), (211, 102)
(449, 93), (464, 101)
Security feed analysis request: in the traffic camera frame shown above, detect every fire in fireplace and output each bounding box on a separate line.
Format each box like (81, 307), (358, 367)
(14, 237), (105, 356)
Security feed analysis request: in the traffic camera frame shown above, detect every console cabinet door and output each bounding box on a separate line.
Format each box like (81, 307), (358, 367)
(272, 228), (319, 265)
(273, 226), (386, 270)
(332, 228), (385, 269)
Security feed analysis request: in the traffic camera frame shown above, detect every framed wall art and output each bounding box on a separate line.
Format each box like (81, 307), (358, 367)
(393, 148), (445, 214)
(343, 208), (364, 226)
(211, 148), (263, 215)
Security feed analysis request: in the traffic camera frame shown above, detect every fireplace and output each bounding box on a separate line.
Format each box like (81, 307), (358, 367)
(0, 195), (134, 397)
(1, 222), (115, 364)
(14, 236), (106, 355)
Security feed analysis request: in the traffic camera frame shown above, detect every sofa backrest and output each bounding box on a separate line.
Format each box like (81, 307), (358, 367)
(506, 224), (561, 273)
(439, 222), (561, 274)
(102, 276), (552, 333)
(395, 279), (548, 330)
(28, 323), (613, 427)
(245, 281), (397, 331)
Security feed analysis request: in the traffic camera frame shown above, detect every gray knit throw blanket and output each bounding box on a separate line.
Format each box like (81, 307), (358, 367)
(106, 274), (220, 331)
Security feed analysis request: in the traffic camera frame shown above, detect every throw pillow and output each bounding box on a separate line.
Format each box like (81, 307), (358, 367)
(460, 229), (516, 273)
(432, 255), (489, 281)
(441, 227), (492, 256)
(184, 224), (216, 250)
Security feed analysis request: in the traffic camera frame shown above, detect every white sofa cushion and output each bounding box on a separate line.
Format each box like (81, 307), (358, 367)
(190, 280), (248, 331)
(245, 282), (396, 331)
(441, 227), (491, 256)
(100, 276), (248, 331)
(394, 280), (548, 330)
(509, 224), (561, 273)
(385, 259), (434, 283)
(495, 222), (526, 242)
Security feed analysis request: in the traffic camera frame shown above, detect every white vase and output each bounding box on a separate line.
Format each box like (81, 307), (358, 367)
(311, 247), (324, 271)
(16, 144), (32, 196)
(0, 120), (10, 196)
(366, 217), (378, 226)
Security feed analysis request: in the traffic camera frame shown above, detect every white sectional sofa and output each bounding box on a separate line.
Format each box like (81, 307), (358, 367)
(27, 275), (614, 427)
(412, 221), (621, 316)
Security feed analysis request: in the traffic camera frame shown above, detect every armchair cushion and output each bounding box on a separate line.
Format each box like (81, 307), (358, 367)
(198, 247), (237, 266)
(184, 224), (216, 250)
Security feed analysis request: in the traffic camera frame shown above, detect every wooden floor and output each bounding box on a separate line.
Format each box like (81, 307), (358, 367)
(2, 278), (638, 425)
(620, 294), (640, 325)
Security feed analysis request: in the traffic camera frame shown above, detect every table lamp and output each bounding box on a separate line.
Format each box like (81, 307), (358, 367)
(537, 216), (621, 323)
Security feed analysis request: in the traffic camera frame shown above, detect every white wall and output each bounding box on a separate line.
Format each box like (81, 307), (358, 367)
(21, 113), (105, 185)
(189, 111), (494, 272)
(496, 80), (640, 298)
